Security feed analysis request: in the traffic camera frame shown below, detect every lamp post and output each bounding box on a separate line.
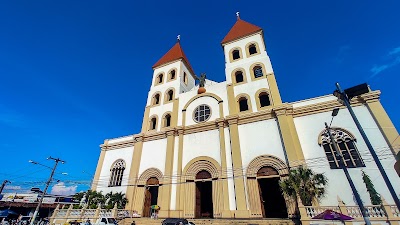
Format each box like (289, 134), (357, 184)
(325, 109), (371, 225)
(29, 157), (65, 225)
(334, 82), (400, 210)
(0, 180), (11, 194)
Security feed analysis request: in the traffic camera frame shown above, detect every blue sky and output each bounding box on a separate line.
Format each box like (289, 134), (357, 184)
(1, 1), (399, 195)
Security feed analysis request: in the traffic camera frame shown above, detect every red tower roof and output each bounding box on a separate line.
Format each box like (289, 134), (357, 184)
(152, 41), (194, 74)
(221, 18), (262, 44)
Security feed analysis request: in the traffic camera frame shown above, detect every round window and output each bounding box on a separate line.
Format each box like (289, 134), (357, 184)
(193, 104), (211, 123)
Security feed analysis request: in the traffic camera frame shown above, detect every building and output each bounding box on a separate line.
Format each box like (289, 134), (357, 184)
(91, 16), (400, 219)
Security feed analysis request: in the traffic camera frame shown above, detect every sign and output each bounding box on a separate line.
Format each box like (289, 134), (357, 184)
(42, 197), (56, 204)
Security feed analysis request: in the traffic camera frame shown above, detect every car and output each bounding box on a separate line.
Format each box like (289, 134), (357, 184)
(161, 218), (193, 225)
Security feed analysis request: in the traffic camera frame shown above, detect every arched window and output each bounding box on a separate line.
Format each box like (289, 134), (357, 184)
(150, 117), (157, 130)
(321, 128), (365, 169)
(109, 159), (125, 187)
(238, 97), (249, 112)
(153, 93), (160, 105)
(169, 69), (176, 80)
(259, 92), (271, 107)
(167, 90), (174, 101)
(253, 66), (264, 78)
(157, 74), (163, 84)
(235, 71), (244, 83)
(164, 114), (171, 127)
(232, 49), (240, 60)
(249, 44), (258, 55)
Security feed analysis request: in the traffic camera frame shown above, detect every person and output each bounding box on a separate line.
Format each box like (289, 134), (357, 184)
(2, 218), (10, 225)
(85, 219), (91, 225)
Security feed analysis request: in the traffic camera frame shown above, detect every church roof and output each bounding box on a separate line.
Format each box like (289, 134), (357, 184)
(221, 18), (262, 44)
(152, 41), (195, 74)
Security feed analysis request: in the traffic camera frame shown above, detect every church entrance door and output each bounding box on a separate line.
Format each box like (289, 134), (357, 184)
(195, 170), (213, 218)
(257, 166), (288, 218)
(143, 177), (159, 217)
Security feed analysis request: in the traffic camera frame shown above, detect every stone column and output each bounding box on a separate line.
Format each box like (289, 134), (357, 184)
(175, 127), (185, 217)
(126, 134), (144, 211)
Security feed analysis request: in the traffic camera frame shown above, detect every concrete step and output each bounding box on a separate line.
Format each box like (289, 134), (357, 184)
(119, 218), (295, 225)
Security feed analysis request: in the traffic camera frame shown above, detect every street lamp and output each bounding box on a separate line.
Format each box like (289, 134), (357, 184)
(29, 157), (65, 225)
(325, 109), (371, 225)
(333, 82), (400, 210)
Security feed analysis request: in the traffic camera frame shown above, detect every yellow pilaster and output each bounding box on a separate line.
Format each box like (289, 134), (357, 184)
(227, 84), (238, 115)
(226, 115), (249, 218)
(91, 140), (108, 191)
(126, 134), (144, 210)
(361, 92), (400, 155)
(141, 107), (150, 133)
(175, 127), (185, 217)
(274, 104), (305, 165)
(266, 73), (282, 106)
(158, 129), (176, 217)
(216, 119), (232, 218)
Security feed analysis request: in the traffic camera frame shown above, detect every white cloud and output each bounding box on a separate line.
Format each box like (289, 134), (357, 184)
(370, 47), (400, 78)
(50, 182), (77, 196)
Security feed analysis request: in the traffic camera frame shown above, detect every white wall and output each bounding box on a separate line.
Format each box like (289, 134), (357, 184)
(139, 139), (168, 175)
(96, 147), (134, 194)
(294, 104), (400, 205)
(184, 96), (221, 126)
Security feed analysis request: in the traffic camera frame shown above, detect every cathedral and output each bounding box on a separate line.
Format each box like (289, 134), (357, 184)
(91, 16), (400, 219)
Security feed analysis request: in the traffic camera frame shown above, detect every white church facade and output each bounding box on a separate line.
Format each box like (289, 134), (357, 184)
(92, 17), (400, 219)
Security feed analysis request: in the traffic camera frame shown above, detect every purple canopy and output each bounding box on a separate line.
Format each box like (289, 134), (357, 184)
(312, 209), (353, 220)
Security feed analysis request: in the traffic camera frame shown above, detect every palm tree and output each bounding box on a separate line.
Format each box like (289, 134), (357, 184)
(105, 191), (128, 209)
(279, 166), (328, 206)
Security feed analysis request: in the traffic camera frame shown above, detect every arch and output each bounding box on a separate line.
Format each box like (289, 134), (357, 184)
(230, 68), (247, 85)
(109, 159), (126, 187)
(250, 62), (267, 81)
(229, 47), (243, 62)
(155, 73), (164, 85)
(317, 127), (357, 145)
(183, 156), (221, 180)
(246, 155), (288, 178)
(151, 92), (162, 106)
(182, 92), (223, 111)
(245, 42), (261, 57)
(183, 72), (188, 85)
(138, 168), (163, 185)
(162, 111), (172, 128)
(164, 88), (176, 103)
(255, 88), (272, 110)
(236, 93), (253, 113)
(167, 68), (177, 81)
(148, 115), (158, 131)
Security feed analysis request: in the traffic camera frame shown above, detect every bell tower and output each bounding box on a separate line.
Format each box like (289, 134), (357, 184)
(222, 14), (282, 115)
(141, 39), (195, 132)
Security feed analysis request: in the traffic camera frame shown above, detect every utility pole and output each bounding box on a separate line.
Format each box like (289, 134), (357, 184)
(334, 82), (400, 210)
(0, 180), (11, 194)
(325, 122), (371, 225)
(30, 157), (65, 225)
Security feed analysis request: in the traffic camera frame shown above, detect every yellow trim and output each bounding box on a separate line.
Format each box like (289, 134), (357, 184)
(317, 127), (357, 145)
(137, 167), (163, 186)
(245, 42), (261, 58)
(91, 146), (107, 191)
(231, 68), (248, 86)
(229, 47), (243, 63)
(226, 116), (248, 215)
(227, 84), (238, 115)
(175, 127), (184, 217)
(362, 95), (400, 155)
(154, 73), (165, 86)
(167, 68), (178, 82)
(171, 98), (179, 127)
(266, 72), (282, 105)
(236, 93), (253, 114)
(126, 135), (144, 210)
(182, 92), (223, 111)
(164, 88), (176, 104)
(254, 88), (272, 111)
(249, 62), (267, 81)
(141, 107), (150, 133)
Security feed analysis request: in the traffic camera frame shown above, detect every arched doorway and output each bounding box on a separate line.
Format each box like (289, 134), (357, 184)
(143, 177), (159, 217)
(195, 170), (213, 218)
(257, 166), (288, 218)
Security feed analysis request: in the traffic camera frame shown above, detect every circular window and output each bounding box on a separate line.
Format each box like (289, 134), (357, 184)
(193, 104), (211, 123)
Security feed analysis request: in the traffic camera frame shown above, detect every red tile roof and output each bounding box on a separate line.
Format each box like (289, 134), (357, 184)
(152, 41), (194, 74)
(221, 18), (262, 44)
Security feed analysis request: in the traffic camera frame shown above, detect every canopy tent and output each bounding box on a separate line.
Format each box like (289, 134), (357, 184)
(0, 209), (19, 217)
(312, 209), (353, 220)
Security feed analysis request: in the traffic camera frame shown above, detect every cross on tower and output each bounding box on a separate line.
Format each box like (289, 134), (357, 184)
(236, 11), (240, 19)
(177, 34), (180, 41)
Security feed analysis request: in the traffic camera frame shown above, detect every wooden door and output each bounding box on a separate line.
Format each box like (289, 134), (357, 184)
(143, 188), (151, 217)
(195, 183), (201, 218)
(258, 180), (266, 218)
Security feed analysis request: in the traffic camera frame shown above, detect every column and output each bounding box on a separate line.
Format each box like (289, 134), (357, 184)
(126, 134), (144, 211)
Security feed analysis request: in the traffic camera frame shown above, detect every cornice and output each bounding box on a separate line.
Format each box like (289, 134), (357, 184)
(273, 103), (293, 116)
(359, 90), (381, 103)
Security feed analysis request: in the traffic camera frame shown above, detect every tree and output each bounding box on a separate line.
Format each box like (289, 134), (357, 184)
(73, 190), (128, 209)
(104, 191), (128, 209)
(361, 170), (382, 205)
(279, 166), (328, 206)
